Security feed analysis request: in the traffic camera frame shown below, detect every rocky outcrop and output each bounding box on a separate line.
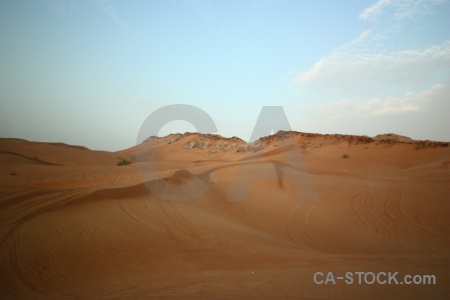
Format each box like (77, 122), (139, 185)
(143, 134), (183, 144)
(372, 133), (448, 148)
(180, 134), (246, 152)
(144, 130), (449, 154)
(183, 139), (212, 150)
(210, 139), (245, 154)
(373, 133), (414, 143)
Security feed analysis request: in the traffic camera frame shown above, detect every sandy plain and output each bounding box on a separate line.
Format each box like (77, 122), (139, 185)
(0, 131), (449, 299)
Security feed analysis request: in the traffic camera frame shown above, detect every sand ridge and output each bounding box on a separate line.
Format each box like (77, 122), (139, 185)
(0, 132), (449, 299)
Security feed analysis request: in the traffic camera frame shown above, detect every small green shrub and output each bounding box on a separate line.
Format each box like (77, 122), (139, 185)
(342, 153), (349, 159)
(116, 157), (132, 166)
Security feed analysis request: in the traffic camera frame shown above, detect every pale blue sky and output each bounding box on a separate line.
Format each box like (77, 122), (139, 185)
(1, 0), (449, 150)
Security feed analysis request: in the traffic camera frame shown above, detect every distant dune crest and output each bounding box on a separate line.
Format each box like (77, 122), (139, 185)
(1, 130), (450, 298)
(143, 130), (449, 155)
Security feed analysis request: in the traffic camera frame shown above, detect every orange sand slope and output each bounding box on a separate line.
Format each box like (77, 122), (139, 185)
(1, 132), (449, 299)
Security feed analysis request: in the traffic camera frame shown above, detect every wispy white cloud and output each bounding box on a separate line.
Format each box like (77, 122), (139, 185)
(296, 81), (450, 140)
(314, 86), (437, 119)
(297, 41), (450, 101)
(359, 0), (392, 21)
(359, 0), (447, 21)
(350, 30), (373, 45)
(392, 0), (447, 20)
(293, 0), (449, 141)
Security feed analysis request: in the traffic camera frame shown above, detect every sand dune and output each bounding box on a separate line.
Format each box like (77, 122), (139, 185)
(1, 132), (449, 299)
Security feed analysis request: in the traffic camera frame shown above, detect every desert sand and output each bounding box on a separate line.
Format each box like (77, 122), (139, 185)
(1, 131), (449, 299)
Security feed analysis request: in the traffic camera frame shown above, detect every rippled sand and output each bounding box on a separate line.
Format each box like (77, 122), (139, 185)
(1, 133), (449, 299)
